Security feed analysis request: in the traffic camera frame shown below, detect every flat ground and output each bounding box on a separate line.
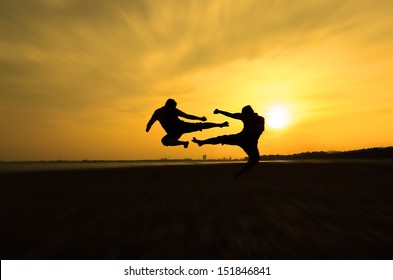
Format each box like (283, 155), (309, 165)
(1, 161), (392, 259)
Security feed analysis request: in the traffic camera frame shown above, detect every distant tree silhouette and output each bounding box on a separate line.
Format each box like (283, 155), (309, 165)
(146, 99), (229, 148)
(193, 105), (264, 178)
(259, 147), (393, 160)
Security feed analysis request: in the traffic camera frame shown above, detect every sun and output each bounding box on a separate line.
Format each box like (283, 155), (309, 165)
(266, 106), (289, 129)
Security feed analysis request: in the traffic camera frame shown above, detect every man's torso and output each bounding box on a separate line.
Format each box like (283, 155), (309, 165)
(155, 107), (183, 133)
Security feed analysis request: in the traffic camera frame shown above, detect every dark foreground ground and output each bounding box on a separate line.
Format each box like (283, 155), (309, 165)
(1, 161), (392, 259)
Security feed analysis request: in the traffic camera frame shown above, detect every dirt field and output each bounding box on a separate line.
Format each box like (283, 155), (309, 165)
(1, 161), (392, 259)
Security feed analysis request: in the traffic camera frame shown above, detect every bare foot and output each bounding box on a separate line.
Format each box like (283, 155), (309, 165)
(192, 137), (203, 147)
(220, 121), (229, 128)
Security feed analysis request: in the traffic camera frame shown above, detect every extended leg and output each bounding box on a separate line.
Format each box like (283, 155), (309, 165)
(192, 136), (222, 146)
(184, 121), (229, 135)
(199, 121), (229, 130)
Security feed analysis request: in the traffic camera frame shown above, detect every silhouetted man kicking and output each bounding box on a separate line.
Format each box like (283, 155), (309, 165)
(146, 99), (229, 148)
(193, 105), (264, 178)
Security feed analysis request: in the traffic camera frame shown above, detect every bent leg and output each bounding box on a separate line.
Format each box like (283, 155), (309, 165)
(235, 144), (260, 178)
(161, 135), (189, 148)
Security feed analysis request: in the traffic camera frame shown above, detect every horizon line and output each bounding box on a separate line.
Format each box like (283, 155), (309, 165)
(1, 146), (392, 163)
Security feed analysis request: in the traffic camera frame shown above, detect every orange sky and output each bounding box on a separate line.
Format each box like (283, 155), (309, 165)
(1, 0), (393, 161)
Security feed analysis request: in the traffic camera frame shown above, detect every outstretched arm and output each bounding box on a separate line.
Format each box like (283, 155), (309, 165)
(214, 109), (242, 120)
(146, 112), (158, 132)
(177, 109), (207, 121)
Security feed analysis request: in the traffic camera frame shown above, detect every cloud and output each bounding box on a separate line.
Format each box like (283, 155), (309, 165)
(1, 0), (393, 159)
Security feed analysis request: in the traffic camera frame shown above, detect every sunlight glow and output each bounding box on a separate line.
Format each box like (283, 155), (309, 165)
(1, 1), (393, 160)
(266, 106), (289, 129)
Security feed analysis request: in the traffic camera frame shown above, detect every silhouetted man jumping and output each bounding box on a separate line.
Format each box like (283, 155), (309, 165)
(192, 105), (264, 178)
(146, 99), (229, 148)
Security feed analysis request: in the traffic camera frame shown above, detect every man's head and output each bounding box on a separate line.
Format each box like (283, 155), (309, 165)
(242, 105), (254, 115)
(165, 98), (177, 109)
